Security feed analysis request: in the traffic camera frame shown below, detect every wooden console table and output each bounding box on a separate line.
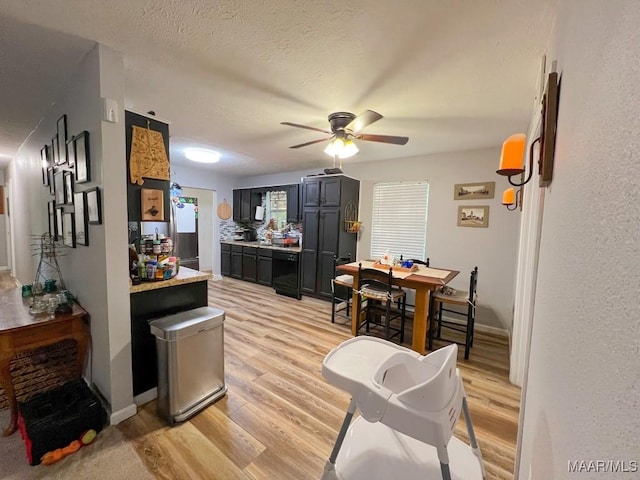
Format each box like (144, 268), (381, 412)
(0, 289), (89, 436)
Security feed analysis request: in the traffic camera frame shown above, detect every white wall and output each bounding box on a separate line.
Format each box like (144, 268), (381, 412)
(8, 44), (134, 423)
(517, 2), (640, 478)
(0, 169), (7, 268)
(240, 150), (521, 332)
(171, 164), (239, 277)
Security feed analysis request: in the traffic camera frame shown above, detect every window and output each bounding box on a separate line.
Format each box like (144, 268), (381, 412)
(266, 191), (287, 230)
(370, 182), (429, 261)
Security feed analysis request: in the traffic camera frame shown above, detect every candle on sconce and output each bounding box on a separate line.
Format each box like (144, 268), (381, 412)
(497, 133), (526, 175)
(502, 187), (516, 205)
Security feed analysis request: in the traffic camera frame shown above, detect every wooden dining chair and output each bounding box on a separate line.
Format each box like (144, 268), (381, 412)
(397, 258), (430, 311)
(355, 263), (407, 344)
(428, 266), (478, 360)
(331, 255), (353, 323)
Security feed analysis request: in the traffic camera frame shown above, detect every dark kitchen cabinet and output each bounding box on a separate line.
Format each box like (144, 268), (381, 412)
(286, 184), (300, 223)
(242, 246), (258, 282)
(240, 189), (252, 222)
(303, 176), (341, 208)
(257, 248), (273, 286)
(232, 190), (242, 221)
(221, 243), (231, 276)
(302, 175), (359, 299)
(231, 245), (243, 279)
(233, 188), (263, 222)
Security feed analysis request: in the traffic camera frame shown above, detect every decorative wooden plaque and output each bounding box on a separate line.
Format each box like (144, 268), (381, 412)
(129, 124), (170, 185)
(141, 188), (165, 221)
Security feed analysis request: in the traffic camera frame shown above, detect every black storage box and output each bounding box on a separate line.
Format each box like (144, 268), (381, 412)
(17, 379), (107, 466)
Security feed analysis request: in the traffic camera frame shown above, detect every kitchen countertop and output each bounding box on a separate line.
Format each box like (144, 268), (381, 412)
(221, 240), (302, 253)
(130, 266), (211, 293)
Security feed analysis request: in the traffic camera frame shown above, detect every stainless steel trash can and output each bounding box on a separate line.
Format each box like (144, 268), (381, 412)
(149, 306), (227, 424)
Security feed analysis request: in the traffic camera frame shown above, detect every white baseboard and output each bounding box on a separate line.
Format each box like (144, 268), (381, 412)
(440, 314), (509, 337)
(0, 266), (8, 271)
(212, 274), (223, 281)
(134, 387), (157, 406)
(110, 403), (137, 425)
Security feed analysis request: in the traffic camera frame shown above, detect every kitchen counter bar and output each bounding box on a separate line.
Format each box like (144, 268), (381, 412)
(129, 267), (211, 294)
(221, 240), (302, 253)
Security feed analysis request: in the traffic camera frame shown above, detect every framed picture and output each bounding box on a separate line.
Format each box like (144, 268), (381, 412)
(141, 188), (164, 221)
(47, 167), (56, 196)
(67, 136), (76, 168)
(457, 205), (490, 228)
(55, 207), (64, 242)
(52, 134), (59, 165)
(63, 170), (74, 205)
(48, 200), (56, 239)
(57, 114), (68, 164)
(41, 145), (50, 186)
(454, 181), (495, 200)
(74, 130), (90, 183)
(54, 170), (66, 205)
(86, 187), (102, 225)
(63, 210), (76, 248)
(74, 191), (88, 246)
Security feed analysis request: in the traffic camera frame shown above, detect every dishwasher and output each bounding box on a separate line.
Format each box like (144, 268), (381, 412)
(149, 306), (227, 424)
(272, 250), (302, 299)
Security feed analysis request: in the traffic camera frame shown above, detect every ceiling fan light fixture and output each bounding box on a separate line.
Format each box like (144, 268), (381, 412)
(184, 147), (221, 163)
(323, 137), (359, 159)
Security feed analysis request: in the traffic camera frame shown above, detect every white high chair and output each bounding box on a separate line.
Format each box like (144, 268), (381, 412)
(321, 337), (485, 480)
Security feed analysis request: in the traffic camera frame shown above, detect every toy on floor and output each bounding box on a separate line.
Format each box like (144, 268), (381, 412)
(40, 429), (97, 466)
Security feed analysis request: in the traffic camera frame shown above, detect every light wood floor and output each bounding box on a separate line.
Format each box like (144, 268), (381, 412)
(120, 277), (521, 479)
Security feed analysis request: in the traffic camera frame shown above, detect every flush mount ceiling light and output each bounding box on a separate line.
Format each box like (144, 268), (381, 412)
(184, 148), (220, 163)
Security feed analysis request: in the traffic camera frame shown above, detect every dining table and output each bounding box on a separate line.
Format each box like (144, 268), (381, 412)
(336, 260), (459, 354)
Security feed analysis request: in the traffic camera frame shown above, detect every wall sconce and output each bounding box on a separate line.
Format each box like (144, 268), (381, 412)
(496, 72), (560, 192)
(502, 187), (522, 211)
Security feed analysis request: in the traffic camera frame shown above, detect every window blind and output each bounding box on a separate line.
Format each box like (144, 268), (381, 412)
(370, 182), (429, 261)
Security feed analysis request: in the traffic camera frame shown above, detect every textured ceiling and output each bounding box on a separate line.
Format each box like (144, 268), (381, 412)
(0, 0), (557, 175)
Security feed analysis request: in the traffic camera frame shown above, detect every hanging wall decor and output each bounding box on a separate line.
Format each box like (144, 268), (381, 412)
(141, 188), (165, 221)
(129, 120), (170, 185)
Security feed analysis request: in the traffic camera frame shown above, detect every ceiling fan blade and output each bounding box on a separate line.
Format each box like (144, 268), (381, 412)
(289, 137), (332, 149)
(346, 110), (383, 133)
(355, 133), (409, 145)
(281, 122), (331, 134)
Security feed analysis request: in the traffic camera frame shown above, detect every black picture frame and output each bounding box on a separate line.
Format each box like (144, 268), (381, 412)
(74, 191), (88, 246)
(74, 192), (89, 245)
(86, 187), (102, 225)
(55, 207), (64, 242)
(47, 167), (56, 196)
(41, 145), (50, 186)
(74, 130), (90, 183)
(57, 114), (68, 165)
(62, 210), (76, 248)
(67, 136), (76, 168)
(54, 170), (66, 205)
(63, 170), (74, 205)
(52, 135), (59, 165)
(48, 200), (56, 239)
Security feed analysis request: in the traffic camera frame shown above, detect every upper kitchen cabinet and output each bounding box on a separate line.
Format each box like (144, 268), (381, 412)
(301, 175), (359, 298)
(286, 184), (300, 223)
(302, 176), (341, 208)
(233, 188), (262, 223)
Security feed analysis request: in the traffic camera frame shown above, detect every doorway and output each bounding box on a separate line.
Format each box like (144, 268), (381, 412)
(178, 187), (215, 274)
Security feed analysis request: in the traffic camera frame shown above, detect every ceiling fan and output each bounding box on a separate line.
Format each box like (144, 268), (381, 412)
(281, 110), (409, 159)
